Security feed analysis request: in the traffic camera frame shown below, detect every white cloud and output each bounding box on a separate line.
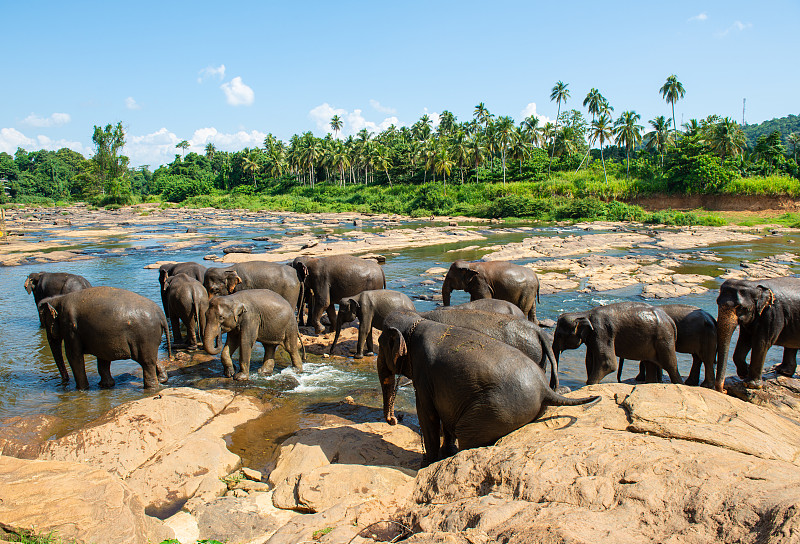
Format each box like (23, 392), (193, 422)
(309, 103), (399, 137)
(125, 97), (141, 110)
(520, 102), (551, 125)
(220, 76), (254, 106)
(688, 12), (708, 22)
(0, 127), (89, 155)
(422, 108), (440, 128)
(716, 20), (752, 37)
(0, 128), (35, 153)
(125, 126), (267, 167)
(21, 112), (71, 128)
(369, 99), (397, 114)
(198, 64), (226, 83)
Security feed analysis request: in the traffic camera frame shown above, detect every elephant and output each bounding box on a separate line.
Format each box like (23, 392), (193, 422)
(329, 289), (416, 358)
(441, 260), (540, 322)
(162, 273), (209, 349)
(441, 299), (526, 318)
(552, 301), (682, 385)
(617, 304), (717, 388)
(421, 308), (561, 390)
(377, 310), (600, 468)
(292, 255), (385, 334)
(203, 289), (304, 380)
(37, 286), (171, 389)
(25, 272), (91, 326)
(158, 262), (207, 318)
(203, 261), (301, 311)
(716, 277), (800, 391)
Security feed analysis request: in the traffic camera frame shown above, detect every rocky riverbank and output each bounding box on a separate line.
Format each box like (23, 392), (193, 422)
(3, 369), (800, 544)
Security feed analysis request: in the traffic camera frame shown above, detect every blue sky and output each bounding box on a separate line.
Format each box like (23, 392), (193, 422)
(1, 0), (797, 167)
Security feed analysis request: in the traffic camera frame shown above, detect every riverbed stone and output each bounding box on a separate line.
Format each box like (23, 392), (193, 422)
(0, 455), (173, 544)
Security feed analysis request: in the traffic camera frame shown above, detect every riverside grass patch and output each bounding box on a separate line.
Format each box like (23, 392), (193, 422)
(178, 181), (725, 227)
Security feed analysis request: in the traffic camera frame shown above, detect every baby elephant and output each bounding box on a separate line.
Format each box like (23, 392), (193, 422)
(163, 273), (209, 349)
(203, 290), (304, 380)
(25, 272), (92, 326)
(330, 289), (416, 358)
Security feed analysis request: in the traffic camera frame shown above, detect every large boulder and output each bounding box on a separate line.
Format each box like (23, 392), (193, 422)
(35, 387), (266, 517)
(0, 455), (172, 544)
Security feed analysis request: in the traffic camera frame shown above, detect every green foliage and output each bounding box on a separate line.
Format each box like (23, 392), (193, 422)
(4, 530), (69, 543)
(743, 113), (800, 147)
(158, 175), (214, 202)
(666, 136), (736, 193)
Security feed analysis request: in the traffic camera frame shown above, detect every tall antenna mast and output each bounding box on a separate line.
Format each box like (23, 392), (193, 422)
(742, 98), (746, 126)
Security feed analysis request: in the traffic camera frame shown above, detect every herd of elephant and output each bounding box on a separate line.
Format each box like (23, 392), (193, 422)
(24, 255), (800, 466)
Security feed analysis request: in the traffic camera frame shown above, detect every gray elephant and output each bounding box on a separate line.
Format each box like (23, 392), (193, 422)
(442, 260), (540, 322)
(162, 273), (209, 349)
(441, 298), (526, 318)
(329, 289), (416, 358)
(553, 301), (682, 385)
(25, 272), (92, 326)
(422, 308), (561, 390)
(158, 262), (207, 318)
(203, 290), (304, 380)
(716, 277), (800, 391)
(38, 286), (171, 389)
(378, 310), (600, 468)
(292, 255), (385, 334)
(203, 261), (301, 310)
(617, 304), (717, 387)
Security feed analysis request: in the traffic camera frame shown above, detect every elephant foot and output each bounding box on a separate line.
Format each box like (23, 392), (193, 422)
(744, 378), (764, 389)
(735, 365), (749, 379)
(365, 351), (375, 357)
(555, 385), (572, 395)
(187, 344), (198, 352)
(257, 363), (275, 376)
(385, 415), (398, 425)
(633, 372), (645, 383)
(685, 375), (700, 387)
(353, 353), (364, 360)
(776, 363), (797, 377)
(142, 380), (160, 390)
(99, 378), (116, 388)
(441, 444), (458, 458)
(233, 371), (250, 381)
(223, 368), (234, 378)
(700, 380), (714, 389)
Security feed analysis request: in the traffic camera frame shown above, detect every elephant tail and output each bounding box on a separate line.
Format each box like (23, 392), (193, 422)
(542, 388), (601, 408)
(616, 358), (625, 382)
(298, 331), (306, 362)
(161, 314), (173, 360)
(538, 329), (560, 391)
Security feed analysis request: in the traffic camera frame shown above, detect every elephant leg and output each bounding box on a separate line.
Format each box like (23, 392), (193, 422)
(220, 335), (239, 378)
(441, 427), (458, 458)
(186, 317), (198, 350)
(732, 332), (753, 379)
(642, 361), (663, 383)
(416, 395), (442, 469)
(746, 337), (776, 389)
(284, 333), (304, 371)
(366, 326), (375, 356)
(156, 360), (169, 384)
(97, 358), (116, 388)
(686, 354), (702, 386)
(47, 335), (69, 385)
(656, 347), (683, 384)
(776, 348), (798, 377)
(354, 320), (370, 359)
(259, 343), (277, 375)
(170, 316), (183, 345)
(634, 361), (646, 382)
(311, 292), (331, 334)
(65, 342), (89, 390)
(234, 332), (253, 381)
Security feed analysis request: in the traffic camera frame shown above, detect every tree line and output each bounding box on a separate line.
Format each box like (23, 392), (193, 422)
(2, 76), (799, 206)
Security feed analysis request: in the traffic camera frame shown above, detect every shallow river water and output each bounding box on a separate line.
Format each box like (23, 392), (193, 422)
(0, 212), (797, 470)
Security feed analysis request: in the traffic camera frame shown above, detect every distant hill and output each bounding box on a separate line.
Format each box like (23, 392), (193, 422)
(743, 114), (800, 147)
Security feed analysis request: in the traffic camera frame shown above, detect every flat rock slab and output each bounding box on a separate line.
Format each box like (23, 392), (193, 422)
(0, 455), (172, 544)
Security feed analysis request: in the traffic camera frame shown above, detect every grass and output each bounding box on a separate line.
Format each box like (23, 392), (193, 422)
(3, 531), (66, 544)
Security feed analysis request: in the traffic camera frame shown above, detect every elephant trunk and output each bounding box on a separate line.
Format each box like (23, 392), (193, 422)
(442, 276), (453, 306)
(715, 305), (738, 392)
(203, 321), (223, 355)
(377, 352), (398, 425)
(329, 312), (346, 356)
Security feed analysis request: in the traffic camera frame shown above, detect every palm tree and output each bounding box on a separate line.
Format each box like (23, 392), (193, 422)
(613, 111), (643, 178)
(644, 116), (672, 169)
(438, 110), (456, 135)
(589, 114), (614, 183)
(548, 81), (570, 176)
(432, 141), (454, 195)
(176, 140), (190, 159)
(242, 150), (261, 187)
(467, 133), (487, 183)
(789, 133), (800, 162)
(494, 116), (517, 186)
(576, 89), (611, 171)
(473, 103), (490, 133)
(204, 143), (216, 160)
(709, 117), (747, 160)
(374, 144), (392, 186)
(660, 75), (686, 140)
(521, 116), (541, 149)
(509, 127), (531, 176)
(330, 115), (343, 139)
(449, 131), (471, 184)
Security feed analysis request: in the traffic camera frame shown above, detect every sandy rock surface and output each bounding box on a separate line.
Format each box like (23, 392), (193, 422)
(0, 455), (172, 544)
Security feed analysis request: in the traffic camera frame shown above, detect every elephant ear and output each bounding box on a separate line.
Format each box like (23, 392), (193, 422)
(755, 285), (776, 315)
(234, 301), (247, 321)
(45, 302), (58, 320)
(575, 316), (594, 343)
(162, 276), (173, 292)
(348, 298), (361, 315)
(24, 276), (34, 294)
(225, 271), (242, 293)
(381, 327), (407, 372)
(294, 261), (309, 282)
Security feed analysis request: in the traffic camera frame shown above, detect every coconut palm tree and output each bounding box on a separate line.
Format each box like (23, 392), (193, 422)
(242, 150), (261, 187)
(467, 133), (487, 183)
(660, 75), (686, 140)
(432, 141), (454, 195)
(509, 127), (531, 176)
(548, 81), (570, 176)
(710, 117), (747, 160)
(473, 103), (490, 133)
(330, 115), (343, 139)
(613, 111), (643, 179)
(176, 140), (190, 159)
(644, 116), (672, 169)
(589, 114), (614, 183)
(789, 133), (800, 162)
(576, 89), (612, 171)
(521, 115), (541, 149)
(449, 131), (471, 184)
(494, 116), (517, 186)
(204, 143), (216, 160)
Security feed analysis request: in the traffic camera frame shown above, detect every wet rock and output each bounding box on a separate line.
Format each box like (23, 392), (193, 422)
(186, 227), (197, 233)
(242, 466), (264, 482)
(424, 266), (449, 275)
(0, 455), (173, 544)
(223, 245), (253, 254)
(361, 253), (386, 264)
(253, 236), (271, 241)
(203, 254), (219, 260)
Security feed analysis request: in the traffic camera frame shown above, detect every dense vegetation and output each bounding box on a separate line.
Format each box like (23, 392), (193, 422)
(743, 114), (800, 147)
(2, 78), (799, 224)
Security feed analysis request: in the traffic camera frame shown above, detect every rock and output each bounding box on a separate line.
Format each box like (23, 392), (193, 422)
(143, 260), (177, 270)
(192, 496), (280, 543)
(294, 464), (414, 513)
(448, 221), (458, 227)
(0, 455), (173, 544)
(223, 245), (253, 254)
(186, 227), (197, 233)
(242, 466), (264, 482)
(360, 253), (386, 264)
(162, 511), (199, 544)
(253, 235), (271, 241)
(233, 480), (271, 493)
(354, 219), (363, 226)
(420, 280), (436, 285)
(302, 240), (319, 249)
(203, 254), (219, 260)
(34, 388), (265, 518)
(424, 267), (449, 275)
(537, 318), (556, 328)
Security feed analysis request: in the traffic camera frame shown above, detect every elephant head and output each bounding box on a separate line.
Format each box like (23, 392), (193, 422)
(24, 272), (44, 295)
(203, 268), (241, 299)
(203, 296), (245, 355)
(292, 256), (315, 283)
(376, 327), (409, 425)
(329, 297), (358, 356)
(715, 279), (776, 391)
(442, 260), (482, 306)
(552, 312), (609, 384)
